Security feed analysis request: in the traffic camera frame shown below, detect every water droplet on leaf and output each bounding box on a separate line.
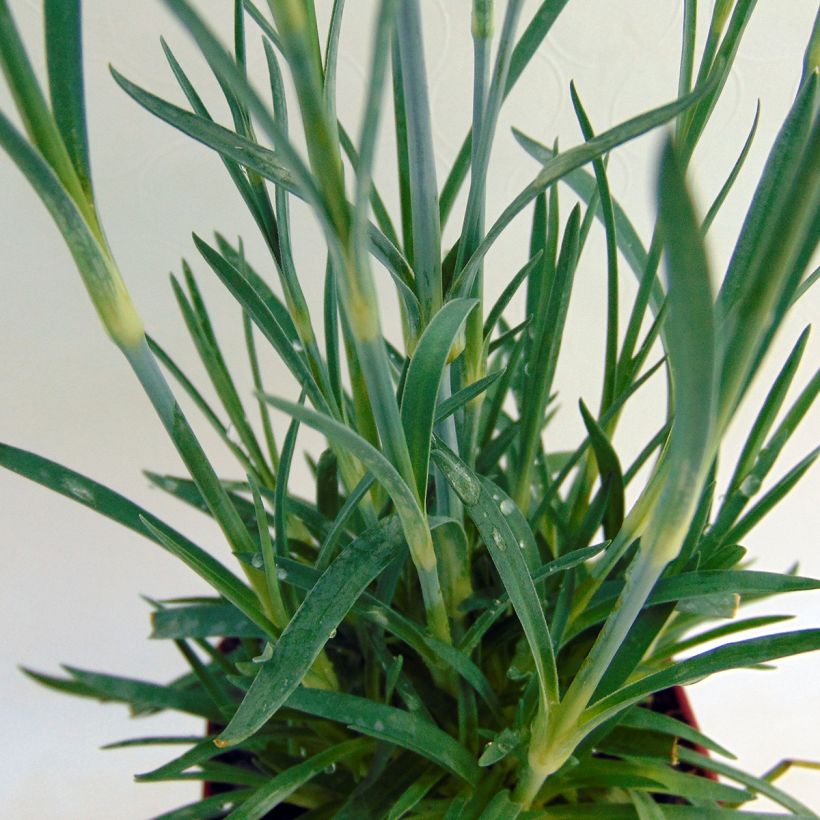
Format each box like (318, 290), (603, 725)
(446, 462), (481, 505)
(62, 477), (94, 504)
(740, 474), (761, 496)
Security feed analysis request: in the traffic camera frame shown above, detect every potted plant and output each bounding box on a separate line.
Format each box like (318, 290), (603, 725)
(1, 0), (818, 816)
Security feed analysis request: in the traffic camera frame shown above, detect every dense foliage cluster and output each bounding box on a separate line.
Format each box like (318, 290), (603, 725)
(1, 1), (819, 816)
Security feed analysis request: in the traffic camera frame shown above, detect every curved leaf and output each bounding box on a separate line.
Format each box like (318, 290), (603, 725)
(584, 629), (820, 733)
(401, 298), (477, 498)
(0, 443), (276, 636)
(285, 687), (480, 785)
(217, 516), (405, 747)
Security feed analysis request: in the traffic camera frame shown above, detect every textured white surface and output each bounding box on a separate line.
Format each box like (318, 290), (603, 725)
(1, 1), (818, 816)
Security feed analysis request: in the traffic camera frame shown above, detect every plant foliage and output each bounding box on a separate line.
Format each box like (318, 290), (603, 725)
(1, 0), (819, 816)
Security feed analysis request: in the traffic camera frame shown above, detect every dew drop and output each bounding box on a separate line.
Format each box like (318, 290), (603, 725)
(253, 642), (273, 663)
(740, 474), (761, 497)
(62, 477), (94, 504)
(328, 628), (337, 639)
(299, 746), (307, 757)
(251, 552), (264, 569)
(367, 608), (388, 627)
(277, 567), (287, 581)
(292, 339), (304, 353)
(499, 498), (515, 516)
(491, 528), (507, 551)
(324, 762), (337, 774)
(447, 463), (481, 505)
(373, 720), (385, 732)
(518, 538), (527, 550)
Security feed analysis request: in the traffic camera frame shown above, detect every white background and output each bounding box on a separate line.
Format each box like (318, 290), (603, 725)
(1, 1), (818, 816)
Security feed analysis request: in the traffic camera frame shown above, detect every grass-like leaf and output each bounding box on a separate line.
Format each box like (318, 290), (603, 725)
(433, 444), (559, 708)
(401, 298), (477, 499)
(584, 629), (820, 733)
(285, 687), (480, 786)
(216, 516), (405, 747)
(0, 443), (277, 637)
(227, 739), (366, 820)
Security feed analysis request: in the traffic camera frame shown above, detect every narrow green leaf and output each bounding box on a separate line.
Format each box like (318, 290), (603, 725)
(552, 758), (750, 804)
(722, 447), (819, 544)
(21, 667), (104, 700)
(513, 130), (651, 305)
(192, 234), (329, 414)
(584, 630), (820, 732)
(401, 298), (478, 499)
(451, 78), (715, 300)
(0, 0), (92, 219)
(386, 769), (443, 820)
(655, 135), (717, 499)
(140, 517), (277, 639)
(44, 0), (92, 196)
(227, 740), (366, 820)
(481, 790), (522, 820)
(716, 70), (818, 424)
(619, 706), (735, 759)
(217, 517), (405, 747)
(569, 570), (820, 641)
(629, 790), (667, 820)
(111, 66), (297, 192)
(433, 444), (559, 707)
(540, 807), (805, 819)
(651, 615), (794, 662)
(147, 335), (256, 477)
(436, 371), (501, 425)
(439, 0), (572, 225)
(101, 736), (204, 750)
(0, 443), (276, 636)
(702, 103), (759, 234)
(284, 687), (480, 785)
(151, 604), (263, 641)
(735, 327), (812, 483)
(154, 790), (253, 820)
(579, 399), (625, 539)
(570, 84), (619, 411)
(676, 747), (817, 816)
(514, 206), (581, 510)
(483, 253), (543, 341)
(680, 0), (757, 160)
(395, 0), (443, 323)
(62, 666), (221, 721)
(259, 395), (425, 545)
(135, 735), (246, 782)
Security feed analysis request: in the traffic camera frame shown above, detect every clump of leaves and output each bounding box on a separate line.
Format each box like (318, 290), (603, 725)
(2, 0), (819, 816)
